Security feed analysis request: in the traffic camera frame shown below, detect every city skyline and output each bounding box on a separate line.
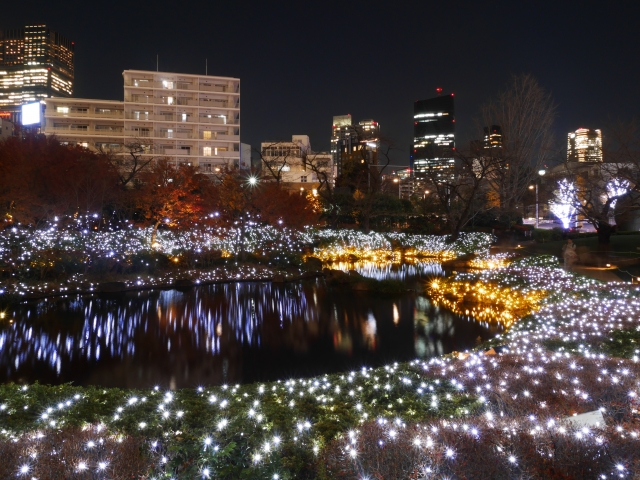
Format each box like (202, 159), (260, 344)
(1, 1), (639, 166)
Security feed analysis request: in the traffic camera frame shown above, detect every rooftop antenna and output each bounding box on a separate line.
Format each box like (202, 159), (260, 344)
(205, 58), (208, 76)
(156, 54), (159, 72)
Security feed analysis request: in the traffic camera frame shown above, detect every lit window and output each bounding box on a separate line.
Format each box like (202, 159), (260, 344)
(203, 131), (212, 140)
(203, 146), (212, 156)
(56, 106), (69, 114)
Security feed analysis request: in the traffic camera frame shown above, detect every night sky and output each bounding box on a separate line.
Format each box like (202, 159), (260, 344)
(3, 1), (639, 166)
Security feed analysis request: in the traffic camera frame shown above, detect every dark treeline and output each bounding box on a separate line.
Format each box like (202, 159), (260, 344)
(0, 136), (319, 233)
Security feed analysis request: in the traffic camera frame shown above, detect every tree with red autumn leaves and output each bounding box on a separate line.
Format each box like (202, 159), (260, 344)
(211, 168), (320, 228)
(133, 159), (208, 244)
(0, 137), (321, 234)
(0, 135), (119, 226)
(250, 182), (319, 228)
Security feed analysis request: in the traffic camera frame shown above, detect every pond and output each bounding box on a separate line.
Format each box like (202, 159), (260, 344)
(0, 261), (502, 389)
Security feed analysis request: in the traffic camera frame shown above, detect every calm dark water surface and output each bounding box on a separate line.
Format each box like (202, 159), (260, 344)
(0, 262), (501, 388)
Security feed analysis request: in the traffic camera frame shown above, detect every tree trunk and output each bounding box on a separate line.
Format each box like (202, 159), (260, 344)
(360, 195), (374, 233)
(449, 223), (461, 242)
(239, 217), (246, 261)
(151, 220), (161, 246)
(596, 222), (614, 252)
(362, 211), (371, 233)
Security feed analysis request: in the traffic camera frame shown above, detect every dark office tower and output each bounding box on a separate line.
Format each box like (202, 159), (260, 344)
(484, 125), (503, 149)
(410, 93), (455, 179)
(331, 114), (380, 177)
(0, 25), (74, 118)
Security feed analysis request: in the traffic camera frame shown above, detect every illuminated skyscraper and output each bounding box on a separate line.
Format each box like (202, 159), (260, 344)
(0, 25), (74, 122)
(331, 115), (380, 177)
(411, 92), (455, 179)
(484, 125), (503, 149)
(567, 128), (602, 162)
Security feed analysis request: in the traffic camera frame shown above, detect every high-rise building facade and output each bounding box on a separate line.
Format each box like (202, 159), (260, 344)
(0, 25), (74, 121)
(567, 128), (602, 162)
(44, 70), (240, 172)
(331, 115), (379, 177)
(411, 93), (455, 178)
(483, 125), (503, 149)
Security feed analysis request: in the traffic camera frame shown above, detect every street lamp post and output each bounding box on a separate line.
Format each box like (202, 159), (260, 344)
(393, 177), (400, 199)
(530, 169), (546, 229)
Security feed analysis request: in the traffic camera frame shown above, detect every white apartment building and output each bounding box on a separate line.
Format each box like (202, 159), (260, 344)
(261, 135), (333, 190)
(44, 70), (240, 173)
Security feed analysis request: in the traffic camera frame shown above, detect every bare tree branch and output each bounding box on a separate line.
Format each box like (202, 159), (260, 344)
(99, 138), (155, 188)
(481, 74), (557, 212)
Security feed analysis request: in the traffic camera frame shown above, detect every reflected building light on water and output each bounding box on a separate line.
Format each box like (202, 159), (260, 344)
(0, 261), (500, 386)
(364, 313), (377, 350)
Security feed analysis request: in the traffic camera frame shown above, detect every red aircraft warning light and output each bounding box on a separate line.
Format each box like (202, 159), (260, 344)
(436, 87), (443, 96)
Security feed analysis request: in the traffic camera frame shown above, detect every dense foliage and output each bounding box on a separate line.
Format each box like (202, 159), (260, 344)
(0, 136), (319, 231)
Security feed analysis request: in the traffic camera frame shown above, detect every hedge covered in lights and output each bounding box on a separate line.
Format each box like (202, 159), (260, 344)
(0, 226), (494, 299)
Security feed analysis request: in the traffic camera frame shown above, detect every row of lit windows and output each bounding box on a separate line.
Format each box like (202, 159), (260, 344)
(415, 134), (455, 140)
(49, 121), (234, 142)
(262, 147), (303, 157)
(414, 112), (450, 119)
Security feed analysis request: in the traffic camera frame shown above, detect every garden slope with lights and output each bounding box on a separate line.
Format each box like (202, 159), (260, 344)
(1, 240), (640, 477)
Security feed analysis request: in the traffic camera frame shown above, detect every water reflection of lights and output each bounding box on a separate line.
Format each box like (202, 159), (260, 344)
(393, 304), (400, 325)
(0, 268), (499, 386)
(365, 313), (377, 348)
(331, 260), (444, 281)
(0, 282), (317, 380)
(427, 280), (546, 327)
(413, 295), (504, 358)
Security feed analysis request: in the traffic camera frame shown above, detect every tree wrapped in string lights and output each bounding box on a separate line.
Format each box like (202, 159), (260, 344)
(549, 179), (577, 229)
(607, 178), (630, 210)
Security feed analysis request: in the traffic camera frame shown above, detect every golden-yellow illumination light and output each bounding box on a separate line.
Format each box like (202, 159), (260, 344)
(310, 247), (457, 263)
(427, 280), (546, 327)
(468, 257), (511, 270)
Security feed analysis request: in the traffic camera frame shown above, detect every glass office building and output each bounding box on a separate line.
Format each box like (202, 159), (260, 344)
(411, 93), (455, 179)
(567, 128), (602, 163)
(0, 25), (74, 124)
